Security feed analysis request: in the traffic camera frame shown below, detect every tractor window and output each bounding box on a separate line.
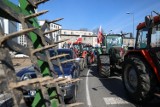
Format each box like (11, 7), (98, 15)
(151, 24), (160, 47)
(137, 29), (147, 48)
(106, 36), (122, 46)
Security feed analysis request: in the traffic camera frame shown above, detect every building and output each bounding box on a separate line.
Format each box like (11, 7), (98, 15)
(123, 37), (135, 47)
(17, 21), (62, 48)
(123, 33), (135, 47)
(0, 17), (17, 42)
(18, 24), (27, 47)
(39, 20), (62, 48)
(60, 29), (97, 47)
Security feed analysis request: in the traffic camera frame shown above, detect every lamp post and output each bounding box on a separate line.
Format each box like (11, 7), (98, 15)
(126, 12), (134, 37)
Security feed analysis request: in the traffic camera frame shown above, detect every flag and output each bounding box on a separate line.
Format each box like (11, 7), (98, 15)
(76, 35), (82, 43)
(97, 26), (103, 44)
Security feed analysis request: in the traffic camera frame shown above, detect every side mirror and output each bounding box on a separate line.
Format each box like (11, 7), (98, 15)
(145, 15), (153, 28)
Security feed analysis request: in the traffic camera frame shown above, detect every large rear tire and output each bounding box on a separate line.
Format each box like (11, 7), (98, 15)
(122, 56), (156, 103)
(97, 54), (110, 78)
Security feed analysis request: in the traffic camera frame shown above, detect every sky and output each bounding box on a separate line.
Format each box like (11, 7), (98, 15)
(10, 0), (160, 36)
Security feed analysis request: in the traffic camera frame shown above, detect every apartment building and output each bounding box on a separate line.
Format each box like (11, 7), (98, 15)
(123, 33), (135, 47)
(0, 17), (17, 42)
(18, 24), (27, 47)
(60, 29), (97, 47)
(39, 20), (62, 48)
(18, 21), (62, 48)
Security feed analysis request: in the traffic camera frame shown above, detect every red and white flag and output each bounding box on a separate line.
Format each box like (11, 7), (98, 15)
(97, 26), (103, 44)
(76, 35), (82, 43)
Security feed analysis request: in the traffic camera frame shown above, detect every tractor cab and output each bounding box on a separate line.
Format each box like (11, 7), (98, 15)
(106, 34), (123, 53)
(136, 16), (160, 49)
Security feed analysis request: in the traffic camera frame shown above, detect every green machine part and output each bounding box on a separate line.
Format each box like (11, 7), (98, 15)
(0, 0), (60, 107)
(18, 1), (60, 107)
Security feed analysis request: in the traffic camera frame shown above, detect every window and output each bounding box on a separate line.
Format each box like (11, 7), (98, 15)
(151, 24), (160, 47)
(71, 32), (73, 34)
(137, 28), (148, 48)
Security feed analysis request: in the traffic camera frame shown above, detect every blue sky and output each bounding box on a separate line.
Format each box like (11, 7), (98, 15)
(10, 0), (160, 35)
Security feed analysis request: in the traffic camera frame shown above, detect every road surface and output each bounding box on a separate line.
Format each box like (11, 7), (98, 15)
(76, 64), (160, 107)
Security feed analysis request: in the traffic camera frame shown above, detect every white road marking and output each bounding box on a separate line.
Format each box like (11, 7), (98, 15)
(103, 97), (129, 105)
(86, 69), (92, 107)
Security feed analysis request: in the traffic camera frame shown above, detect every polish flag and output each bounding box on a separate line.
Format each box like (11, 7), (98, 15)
(97, 26), (103, 44)
(76, 35), (82, 43)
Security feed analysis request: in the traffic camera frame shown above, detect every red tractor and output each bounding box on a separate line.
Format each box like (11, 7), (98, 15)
(83, 43), (96, 65)
(122, 14), (160, 103)
(66, 41), (88, 70)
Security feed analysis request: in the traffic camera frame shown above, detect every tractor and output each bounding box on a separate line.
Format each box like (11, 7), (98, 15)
(122, 14), (160, 103)
(97, 34), (126, 77)
(83, 43), (96, 65)
(65, 42), (88, 70)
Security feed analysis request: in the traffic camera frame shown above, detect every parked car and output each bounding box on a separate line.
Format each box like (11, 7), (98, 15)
(16, 49), (81, 105)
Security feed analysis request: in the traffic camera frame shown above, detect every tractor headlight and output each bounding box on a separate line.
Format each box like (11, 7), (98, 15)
(58, 74), (72, 79)
(58, 74), (72, 88)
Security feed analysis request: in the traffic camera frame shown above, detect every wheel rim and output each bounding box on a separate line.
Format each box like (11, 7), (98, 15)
(124, 65), (138, 93)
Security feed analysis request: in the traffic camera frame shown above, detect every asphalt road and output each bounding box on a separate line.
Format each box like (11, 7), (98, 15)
(76, 64), (160, 107)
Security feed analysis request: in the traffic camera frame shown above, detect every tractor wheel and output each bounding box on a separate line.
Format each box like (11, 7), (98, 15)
(122, 56), (156, 103)
(79, 58), (84, 71)
(84, 57), (88, 68)
(97, 54), (110, 78)
(66, 84), (78, 104)
(87, 56), (91, 65)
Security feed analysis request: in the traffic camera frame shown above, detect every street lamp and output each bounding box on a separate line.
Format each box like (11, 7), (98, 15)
(126, 12), (134, 37)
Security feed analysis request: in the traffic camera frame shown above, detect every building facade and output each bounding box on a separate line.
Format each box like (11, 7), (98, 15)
(0, 17), (17, 42)
(39, 20), (62, 48)
(18, 24), (27, 47)
(123, 37), (135, 47)
(60, 29), (97, 47)
(17, 21), (62, 48)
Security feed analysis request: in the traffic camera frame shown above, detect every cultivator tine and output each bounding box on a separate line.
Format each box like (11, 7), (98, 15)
(66, 102), (84, 107)
(41, 78), (67, 86)
(35, 0), (49, 6)
(31, 44), (57, 54)
(0, 1), (21, 22)
(0, 28), (36, 45)
(0, 48), (27, 107)
(61, 59), (76, 64)
(27, 0), (49, 7)
(26, 0), (36, 7)
(50, 54), (69, 60)
(9, 76), (53, 89)
(47, 18), (64, 23)
(44, 29), (60, 35)
(35, 53), (48, 61)
(24, 10), (48, 19)
(58, 78), (81, 85)
(41, 21), (50, 31)
(6, 40), (30, 56)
